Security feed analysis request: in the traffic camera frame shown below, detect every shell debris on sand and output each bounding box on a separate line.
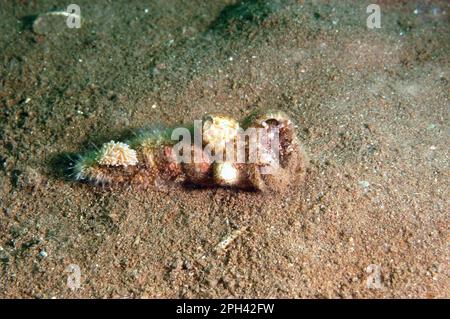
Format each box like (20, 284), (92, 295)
(32, 10), (81, 35)
(215, 226), (248, 252)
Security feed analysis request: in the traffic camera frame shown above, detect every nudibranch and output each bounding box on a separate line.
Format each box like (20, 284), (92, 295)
(72, 110), (307, 192)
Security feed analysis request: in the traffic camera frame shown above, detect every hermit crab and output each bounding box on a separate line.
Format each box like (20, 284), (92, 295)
(73, 110), (307, 192)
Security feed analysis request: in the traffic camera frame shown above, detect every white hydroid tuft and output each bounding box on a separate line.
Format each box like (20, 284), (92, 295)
(214, 162), (238, 185)
(97, 141), (138, 167)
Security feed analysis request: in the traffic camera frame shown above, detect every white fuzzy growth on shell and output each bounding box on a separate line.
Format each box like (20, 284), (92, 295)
(215, 162), (238, 185)
(97, 141), (138, 167)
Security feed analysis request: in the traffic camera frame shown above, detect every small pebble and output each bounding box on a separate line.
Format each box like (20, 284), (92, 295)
(39, 250), (48, 258)
(359, 180), (370, 191)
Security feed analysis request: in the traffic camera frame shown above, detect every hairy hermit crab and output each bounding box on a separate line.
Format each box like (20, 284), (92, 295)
(73, 110), (308, 192)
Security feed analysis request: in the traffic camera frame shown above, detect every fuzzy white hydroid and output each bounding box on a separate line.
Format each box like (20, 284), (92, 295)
(97, 141), (138, 167)
(203, 115), (239, 153)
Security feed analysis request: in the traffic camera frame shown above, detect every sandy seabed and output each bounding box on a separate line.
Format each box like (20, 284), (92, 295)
(0, 0), (448, 298)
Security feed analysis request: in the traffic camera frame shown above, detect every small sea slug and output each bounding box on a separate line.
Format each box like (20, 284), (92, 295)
(72, 111), (307, 192)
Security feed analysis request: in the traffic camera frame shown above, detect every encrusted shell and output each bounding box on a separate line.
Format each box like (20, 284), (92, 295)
(202, 115), (240, 153)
